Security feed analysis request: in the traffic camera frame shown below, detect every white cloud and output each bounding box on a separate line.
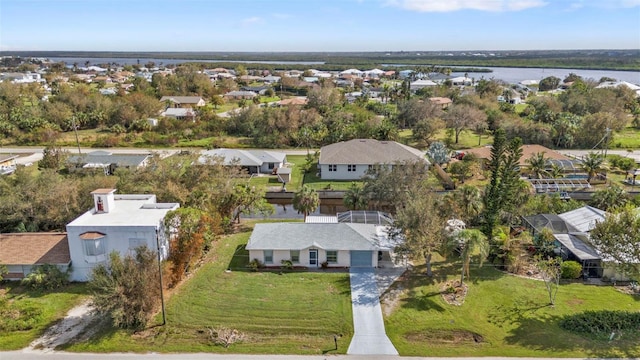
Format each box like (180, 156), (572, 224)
(386, 0), (548, 12)
(241, 16), (263, 26)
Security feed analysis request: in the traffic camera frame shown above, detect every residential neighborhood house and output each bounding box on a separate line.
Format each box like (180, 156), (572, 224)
(0, 233), (71, 280)
(198, 148), (287, 174)
(246, 222), (399, 269)
(65, 189), (179, 281)
(66, 150), (151, 175)
(318, 139), (429, 180)
(159, 96), (206, 108)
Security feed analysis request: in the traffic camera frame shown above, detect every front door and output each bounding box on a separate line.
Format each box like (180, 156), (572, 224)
(309, 249), (318, 267)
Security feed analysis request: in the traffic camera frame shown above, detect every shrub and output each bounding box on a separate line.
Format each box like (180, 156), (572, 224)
(561, 260), (583, 279)
(89, 247), (160, 330)
(21, 264), (70, 290)
(560, 310), (640, 338)
(248, 259), (263, 272)
(207, 327), (246, 348)
(281, 259), (293, 271)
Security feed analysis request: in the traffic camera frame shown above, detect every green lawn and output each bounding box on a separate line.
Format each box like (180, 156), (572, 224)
(399, 128), (494, 150)
(65, 229), (353, 354)
(0, 283), (89, 350)
(612, 127), (640, 149)
(385, 259), (640, 358)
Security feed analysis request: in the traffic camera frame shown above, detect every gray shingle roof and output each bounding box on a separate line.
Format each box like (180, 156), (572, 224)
(159, 96), (204, 104)
(319, 139), (428, 165)
(198, 149), (285, 167)
(67, 151), (149, 168)
(246, 223), (391, 251)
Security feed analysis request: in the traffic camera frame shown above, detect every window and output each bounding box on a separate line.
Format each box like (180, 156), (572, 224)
(84, 239), (105, 256)
(328, 164), (337, 172)
(368, 164), (373, 171)
(290, 250), (300, 263)
(264, 250), (273, 264)
(268, 162), (275, 169)
(326, 250), (338, 263)
(347, 164), (356, 172)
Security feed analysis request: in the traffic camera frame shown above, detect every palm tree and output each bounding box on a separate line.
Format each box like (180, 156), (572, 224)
(343, 182), (369, 210)
(581, 152), (605, 183)
(525, 152), (550, 179)
(549, 162), (564, 179)
(292, 186), (320, 220)
(448, 229), (488, 285)
(454, 185), (483, 225)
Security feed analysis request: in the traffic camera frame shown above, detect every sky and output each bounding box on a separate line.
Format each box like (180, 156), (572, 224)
(1, 0), (639, 52)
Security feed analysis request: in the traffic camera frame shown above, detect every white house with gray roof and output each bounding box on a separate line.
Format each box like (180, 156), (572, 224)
(318, 139), (428, 180)
(66, 189), (179, 281)
(66, 150), (151, 175)
(246, 223), (399, 268)
(198, 148), (287, 174)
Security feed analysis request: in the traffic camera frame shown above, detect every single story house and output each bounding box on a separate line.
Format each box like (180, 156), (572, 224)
(66, 188), (179, 281)
(429, 97), (452, 109)
(410, 79), (437, 91)
(276, 97), (308, 106)
(0, 233), (71, 280)
(159, 96), (206, 108)
(161, 107), (196, 120)
(198, 148), (287, 174)
(522, 206), (634, 279)
(246, 222), (399, 268)
(224, 90), (257, 100)
(67, 150), (151, 175)
(318, 139), (429, 180)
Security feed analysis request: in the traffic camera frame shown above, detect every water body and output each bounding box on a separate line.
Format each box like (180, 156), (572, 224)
(47, 57), (324, 66)
(450, 66), (640, 85)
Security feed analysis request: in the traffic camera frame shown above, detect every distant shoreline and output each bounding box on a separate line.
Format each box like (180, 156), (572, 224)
(2, 49), (639, 72)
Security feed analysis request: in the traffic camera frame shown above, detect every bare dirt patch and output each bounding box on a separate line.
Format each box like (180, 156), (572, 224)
(24, 299), (99, 353)
(380, 271), (411, 316)
(405, 329), (484, 345)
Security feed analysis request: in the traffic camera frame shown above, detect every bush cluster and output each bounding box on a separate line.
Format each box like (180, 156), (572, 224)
(560, 261), (582, 279)
(21, 264), (70, 290)
(559, 310), (640, 338)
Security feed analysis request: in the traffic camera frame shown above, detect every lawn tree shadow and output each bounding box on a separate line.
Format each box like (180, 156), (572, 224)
(226, 244), (250, 271)
(496, 297), (640, 358)
(401, 288), (446, 312)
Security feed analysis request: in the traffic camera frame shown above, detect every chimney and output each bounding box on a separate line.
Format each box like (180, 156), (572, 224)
(91, 188), (116, 214)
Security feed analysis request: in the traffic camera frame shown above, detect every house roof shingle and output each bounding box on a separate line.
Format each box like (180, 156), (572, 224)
(159, 96), (204, 104)
(0, 233), (71, 265)
(319, 139), (427, 165)
(246, 223), (394, 251)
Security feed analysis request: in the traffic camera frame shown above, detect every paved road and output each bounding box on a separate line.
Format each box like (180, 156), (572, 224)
(561, 149), (640, 163)
(347, 268), (398, 356)
(4, 352), (628, 360)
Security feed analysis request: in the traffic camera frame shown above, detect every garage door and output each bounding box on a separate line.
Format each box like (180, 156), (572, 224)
(350, 251), (373, 267)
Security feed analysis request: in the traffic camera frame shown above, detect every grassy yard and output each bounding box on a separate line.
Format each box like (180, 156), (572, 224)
(385, 258), (640, 358)
(398, 128), (494, 150)
(65, 228), (353, 354)
(612, 127), (640, 149)
(0, 283), (89, 350)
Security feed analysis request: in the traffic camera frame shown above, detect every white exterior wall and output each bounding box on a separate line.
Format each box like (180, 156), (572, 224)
(259, 161), (284, 174)
(248, 248), (353, 268)
(66, 224), (165, 282)
(319, 164), (368, 180)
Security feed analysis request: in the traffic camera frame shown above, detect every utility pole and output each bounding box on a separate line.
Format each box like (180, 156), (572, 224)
(155, 228), (166, 326)
(71, 116), (81, 154)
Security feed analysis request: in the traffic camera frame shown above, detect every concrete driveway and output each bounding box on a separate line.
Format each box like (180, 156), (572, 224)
(347, 267), (398, 355)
